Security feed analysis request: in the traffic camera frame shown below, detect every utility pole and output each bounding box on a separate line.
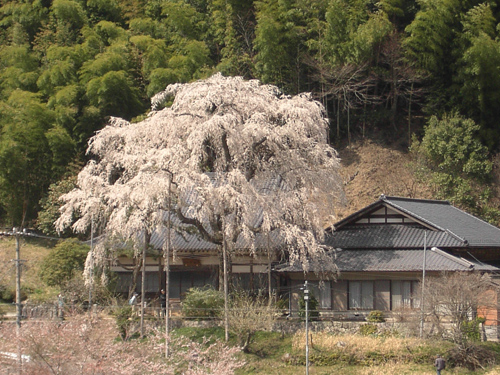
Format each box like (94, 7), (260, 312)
(420, 231), (427, 338)
(165, 174), (171, 358)
(304, 281), (309, 375)
(140, 231), (149, 338)
(223, 229), (229, 342)
(89, 214), (94, 320)
(14, 228), (23, 375)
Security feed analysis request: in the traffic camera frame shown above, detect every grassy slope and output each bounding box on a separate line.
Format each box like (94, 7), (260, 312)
(335, 139), (433, 222)
(173, 328), (500, 375)
(0, 236), (58, 306)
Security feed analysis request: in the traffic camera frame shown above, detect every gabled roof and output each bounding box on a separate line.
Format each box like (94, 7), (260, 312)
(334, 195), (500, 248)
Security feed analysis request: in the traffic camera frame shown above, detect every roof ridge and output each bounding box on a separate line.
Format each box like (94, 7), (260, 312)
(382, 198), (446, 232)
(431, 247), (474, 269)
(380, 195), (450, 205)
(444, 229), (467, 244)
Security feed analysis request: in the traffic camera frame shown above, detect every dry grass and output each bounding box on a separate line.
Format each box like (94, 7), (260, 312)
(290, 330), (456, 368)
(285, 331), (500, 375)
(0, 236), (57, 302)
(336, 139), (434, 221)
(293, 331), (429, 355)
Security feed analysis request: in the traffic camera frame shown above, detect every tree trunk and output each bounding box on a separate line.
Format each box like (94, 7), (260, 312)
(223, 238), (229, 342)
(408, 82), (414, 147)
(218, 248), (224, 292)
(242, 332), (252, 353)
(129, 254), (141, 299)
(391, 65), (398, 131)
(336, 98), (340, 141)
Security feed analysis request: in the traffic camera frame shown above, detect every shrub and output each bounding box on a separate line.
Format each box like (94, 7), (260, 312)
(182, 287), (224, 319)
(461, 317), (485, 342)
(367, 310), (386, 323)
(39, 239), (89, 288)
(0, 284), (14, 302)
(112, 305), (139, 340)
(61, 272), (116, 306)
(298, 293), (319, 319)
(359, 323), (378, 336)
(276, 297), (289, 311)
(448, 343), (496, 370)
(228, 292), (277, 353)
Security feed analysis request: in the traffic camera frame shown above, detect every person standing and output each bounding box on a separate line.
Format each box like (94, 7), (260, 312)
(435, 354), (446, 375)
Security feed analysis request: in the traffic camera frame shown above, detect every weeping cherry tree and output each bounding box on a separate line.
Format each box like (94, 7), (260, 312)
(56, 73), (345, 339)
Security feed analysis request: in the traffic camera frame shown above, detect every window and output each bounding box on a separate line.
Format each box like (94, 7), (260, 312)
(349, 281), (374, 309)
(303, 282), (332, 310)
(391, 280), (420, 309)
(319, 281), (332, 309)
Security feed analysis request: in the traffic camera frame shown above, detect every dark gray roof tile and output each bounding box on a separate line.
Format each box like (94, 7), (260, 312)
(325, 225), (465, 249)
(277, 248), (500, 273)
(383, 196), (500, 247)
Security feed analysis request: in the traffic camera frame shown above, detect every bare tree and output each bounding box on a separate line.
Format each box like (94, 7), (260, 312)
(422, 272), (494, 346)
(379, 31), (427, 139)
(313, 63), (382, 144)
(227, 292), (277, 353)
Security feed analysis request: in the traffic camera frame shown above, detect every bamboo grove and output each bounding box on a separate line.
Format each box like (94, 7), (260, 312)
(1, 0), (500, 227)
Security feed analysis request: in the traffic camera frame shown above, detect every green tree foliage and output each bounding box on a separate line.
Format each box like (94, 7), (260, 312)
(39, 238), (89, 288)
(0, 0), (49, 45)
(0, 45), (39, 97)
(254, 0), (331, 93)
(37, 171), (78, 236)
(456, 4), (500, 147)
(404, 0), (460, 77)
(208, 0), (254, 77)
(1, 0), (500, 227)
(0, 90), (75, 226)
(411, 114), (499, 221)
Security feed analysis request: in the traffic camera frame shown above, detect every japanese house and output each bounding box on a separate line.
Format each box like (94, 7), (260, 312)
(112, 195), (500, 320)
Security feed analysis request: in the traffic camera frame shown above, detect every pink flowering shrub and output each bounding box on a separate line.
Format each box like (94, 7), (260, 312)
(0, 317), (243, 374)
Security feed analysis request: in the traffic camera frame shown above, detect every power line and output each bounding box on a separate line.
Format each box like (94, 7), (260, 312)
(0, 229), (61, 241)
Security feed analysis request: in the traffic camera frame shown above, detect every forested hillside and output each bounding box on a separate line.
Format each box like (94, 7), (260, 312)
(1, 0), (499, 229)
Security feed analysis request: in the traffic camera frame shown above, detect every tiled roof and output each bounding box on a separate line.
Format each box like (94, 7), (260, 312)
(334, 195), (500, 248)
(333, 248), (496, 272)
(149, 222), (282, 252)
(382, 196), (500, 247)
(277, 248), (500, 273)
(325, 225), (465, 249)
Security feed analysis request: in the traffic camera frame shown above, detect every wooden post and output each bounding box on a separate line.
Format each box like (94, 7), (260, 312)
(140, 231), (150, 338)
(15, 229), (22, 375)
(223, 236), (229, 342)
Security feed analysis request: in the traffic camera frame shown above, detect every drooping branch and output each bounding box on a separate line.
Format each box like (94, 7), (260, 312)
(175, 207), (221, 245)
(57, 73), (345, 278)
